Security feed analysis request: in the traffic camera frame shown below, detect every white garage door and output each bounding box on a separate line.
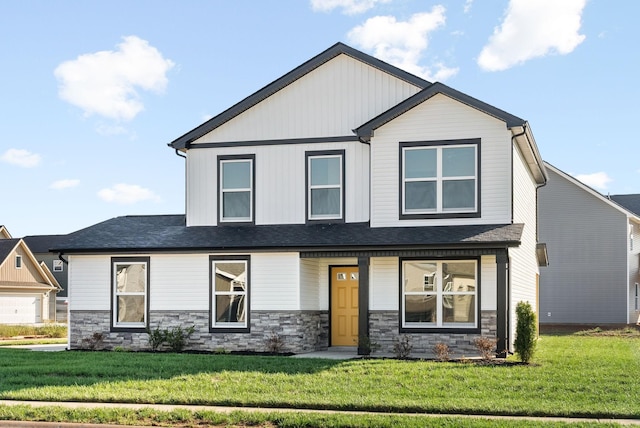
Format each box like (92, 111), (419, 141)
(0, 294), (42, 324)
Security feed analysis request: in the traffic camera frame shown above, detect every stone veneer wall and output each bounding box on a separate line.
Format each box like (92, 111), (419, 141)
(369, 310), (498, 357)
(70, 310), (329, 353)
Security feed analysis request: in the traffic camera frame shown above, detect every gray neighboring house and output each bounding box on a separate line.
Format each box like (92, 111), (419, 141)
(538, 163), (640, 326)
(23, 235), (69, 322)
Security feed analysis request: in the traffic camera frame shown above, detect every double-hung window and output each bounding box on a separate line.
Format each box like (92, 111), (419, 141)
(401, 139), (479, 218)
(112, 257), (149, 330)
(401, 259), (478, 330)
(219, 155), (255, 223)
(307, 150), (344, 221)
(211, 256), (249, 331)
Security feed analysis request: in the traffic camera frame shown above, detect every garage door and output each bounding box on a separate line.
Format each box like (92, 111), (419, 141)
(0, 294), (42, 324)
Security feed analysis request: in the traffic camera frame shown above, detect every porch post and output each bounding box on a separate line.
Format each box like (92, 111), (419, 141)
(357, 256), (370, 355)
(496, 251), (509, 358)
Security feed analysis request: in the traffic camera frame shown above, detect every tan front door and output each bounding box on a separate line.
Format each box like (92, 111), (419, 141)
(331, 266), (359, 346)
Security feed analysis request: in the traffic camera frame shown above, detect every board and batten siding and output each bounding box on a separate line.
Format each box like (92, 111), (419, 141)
(191, 54), (422, 144)
(538, 167), (628, 324)
(369, 93), (512, 228)
(251, 253), (300, 311)
(186, 141), (369, 226)
(509, 144), (540, 336)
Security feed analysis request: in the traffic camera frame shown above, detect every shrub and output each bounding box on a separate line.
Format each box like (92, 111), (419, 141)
(433, 342), (450, 362)
(357, 335), (380, 356)
(165, 325), (196, 352)
(80, 332), (104, 350)
(265, 332), (285, 353)
(146, 325), (167, 352)
(514, 301), (537, 363)
(393, 335), (413, 359)
(474, 336), (497, 360)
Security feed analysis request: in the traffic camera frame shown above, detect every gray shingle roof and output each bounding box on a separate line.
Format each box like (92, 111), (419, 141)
(610, 194), (640, 217)
(23, 235), (68, 254)
(0, 239), (19, 263)
(51, 215), (524, 253)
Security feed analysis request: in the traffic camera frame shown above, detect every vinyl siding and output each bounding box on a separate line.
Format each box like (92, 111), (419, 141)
(186, 141), (369, 226)
(370, 93), (512, 227)
(538, 168), (628, 324)
(628, 221), (640, 323)
(68, 255), (110, 311)
(191, 54), (421, 144)
(481, 255), (497, 311)
(300, 258), (320, 310)
(150, 254), (209, 311)
(509, 144), (540, 337)
(370, 257), (398, 310)
(0, 245), (46, 283)
(251, 253), (300, 311)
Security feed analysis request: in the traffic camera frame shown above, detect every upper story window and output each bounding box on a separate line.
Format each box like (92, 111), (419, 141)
(400, 139), (479, 219)
(401, 259), (478, 331)
(218, 155), (255, 224)
(306, 150), (344, 222)
(112, 257), (149, 330)
(15, 255), (22, 269)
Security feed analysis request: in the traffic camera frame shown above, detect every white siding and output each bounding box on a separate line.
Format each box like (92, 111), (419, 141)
(509, 144), (539, 338)
(370, 93), (512, 227)
(300, 258), (320, 310)
(251, 253), (300, 311)
(68, 255), (110, 311)
(628, 221), (640, 323)
(192, 54), (421, 144)
(370, 257), (398, 310)
(150, 254), (209, 311)
(186, 141), (369, 226)
(481, 255), (497, 311)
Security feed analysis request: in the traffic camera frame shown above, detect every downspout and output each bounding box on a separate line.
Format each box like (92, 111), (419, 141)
(57, 252), (68, 265)
(174, 149), (186, 159)
(174, 148), (187, 224)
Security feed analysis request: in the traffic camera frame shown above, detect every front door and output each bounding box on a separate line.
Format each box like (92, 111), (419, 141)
(330, 266), (359, 346)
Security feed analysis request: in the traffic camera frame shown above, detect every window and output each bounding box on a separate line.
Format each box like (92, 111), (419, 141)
(219, 155), (255, 223)
(211, 256), (249, 331)
(401, 259), (477, 330)
(15, 255), (22, 269)
(307, 150), (344, 221)
(112, 257), (149, 329)
(635, 283), (639, 312)
(53, 259), (64, 272)
(400, 140), (479, 219)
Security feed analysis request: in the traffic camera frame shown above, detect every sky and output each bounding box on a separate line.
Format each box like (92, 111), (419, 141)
(1, 0), (638, 238)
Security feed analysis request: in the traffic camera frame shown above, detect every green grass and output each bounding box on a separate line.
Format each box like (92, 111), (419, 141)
(0, 324), (67, 339)
(0, 334), (638, 425)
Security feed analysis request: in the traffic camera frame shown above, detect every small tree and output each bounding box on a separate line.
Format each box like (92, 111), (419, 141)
(514, 301), (537, 363)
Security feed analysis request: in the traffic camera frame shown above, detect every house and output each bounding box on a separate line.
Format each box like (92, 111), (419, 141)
(0, 226), (61, 324)
(538, 163), (640, 326)
(54, 43), (547, 356)
(23, 235), (70, 322)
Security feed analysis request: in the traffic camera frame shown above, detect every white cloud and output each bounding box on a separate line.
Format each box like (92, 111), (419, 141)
(98, 183), (161, 204)
(50, 179), (80, 190)
(310, 0), (391, 15)
(574, 172), (613, 191)
(54, 36), (175, 121)
(463, 0), (473, 14)
(477, 0), (586, 71)
(1, 148), (42, 168)
(347, 7), (458, 81)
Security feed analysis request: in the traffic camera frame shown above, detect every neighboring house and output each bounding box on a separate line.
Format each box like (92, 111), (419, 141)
(23, 235), (70, 322)
(538, 163), (640, 326)
(54, 43), (547, 356)
(0, 226), (61, 324)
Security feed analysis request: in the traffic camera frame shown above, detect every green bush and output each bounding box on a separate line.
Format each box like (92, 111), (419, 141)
(514, 301), (537, 363)
(146, 325), (195, 352)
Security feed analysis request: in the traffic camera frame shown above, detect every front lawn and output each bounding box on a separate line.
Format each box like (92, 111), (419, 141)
(0, 334), (638, 421)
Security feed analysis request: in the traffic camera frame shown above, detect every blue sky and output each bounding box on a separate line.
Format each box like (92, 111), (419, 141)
(1, 0), (638, 238)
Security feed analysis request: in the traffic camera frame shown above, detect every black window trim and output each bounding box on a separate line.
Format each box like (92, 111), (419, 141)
(209, 254), (251, 333)
(217, 154), (256, 226)
(110, 256), (150, 333)
(399, 138), (481, 220)
(305, 149), (346, 224)
(398, 256), (481, 334)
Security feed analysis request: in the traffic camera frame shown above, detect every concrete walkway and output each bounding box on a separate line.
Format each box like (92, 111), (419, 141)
(1, 400), (639, 426)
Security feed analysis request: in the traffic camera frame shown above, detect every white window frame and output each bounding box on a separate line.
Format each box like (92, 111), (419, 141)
(307, 153), (344, 221)
(112, 259), (148, 329)
(219, 157), (254, 223)
(635, 283), (639, 312)
(211, 258), (249, 330)
(53, 259), (64, 272)
(401, 259), (477, 329)
(15, 255), (22, 269)
(401, 143), (478, 216)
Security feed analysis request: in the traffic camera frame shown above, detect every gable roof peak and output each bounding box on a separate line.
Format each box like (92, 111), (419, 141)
(168, 42), (430, 150)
